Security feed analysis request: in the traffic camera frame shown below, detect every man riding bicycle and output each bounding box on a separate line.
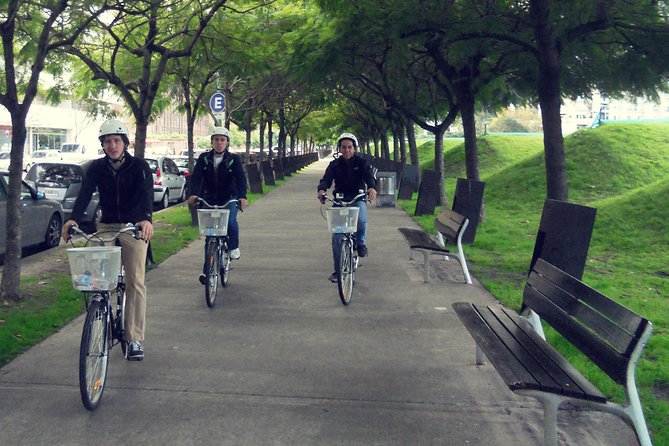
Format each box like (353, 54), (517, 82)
(317, 133), (377, 282)
(62, 118), (154, 361)
(188, 126), (248, 285)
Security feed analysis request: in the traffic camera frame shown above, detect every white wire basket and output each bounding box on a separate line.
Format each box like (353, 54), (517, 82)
(326, 207), (359, 233)
(197, 209), (231, 236)
(67, 246), (122, 291)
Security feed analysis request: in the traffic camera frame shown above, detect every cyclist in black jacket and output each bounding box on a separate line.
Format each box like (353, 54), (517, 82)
(62, 118), (154, 361)
(317, 133), (377, 281)
(188, 127), (248, 283)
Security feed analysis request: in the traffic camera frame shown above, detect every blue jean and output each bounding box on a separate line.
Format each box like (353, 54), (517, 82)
(331, 201), (367, 270)
(201, 202), (239, 274)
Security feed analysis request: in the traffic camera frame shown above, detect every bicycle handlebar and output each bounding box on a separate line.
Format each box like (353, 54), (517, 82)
(321, 192), (368, 207)
(195, 197), (240, 210)
(68, 223), (142, 246)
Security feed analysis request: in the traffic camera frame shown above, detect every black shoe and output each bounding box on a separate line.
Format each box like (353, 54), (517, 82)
(357, 245), (368, 257)
(198, 274), (207, 285)
(328, 272), (337, 283)
(127, 341), (144, 361)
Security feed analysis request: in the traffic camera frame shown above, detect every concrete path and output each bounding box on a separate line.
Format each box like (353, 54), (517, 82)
(0, 159), (638, 445)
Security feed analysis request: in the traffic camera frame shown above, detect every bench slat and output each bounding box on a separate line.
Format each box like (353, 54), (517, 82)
(527, 271), (634, 354)
(524, 283), (630, 385)
(460, 303), (607, 401)
(435, 209), (465, 241)
(398, 228), (448, 252)
(534, 259), (645, 341)
(452, 302), (540, 387)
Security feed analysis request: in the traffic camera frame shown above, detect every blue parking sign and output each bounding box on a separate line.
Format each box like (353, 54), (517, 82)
(209, 93), (225, 112)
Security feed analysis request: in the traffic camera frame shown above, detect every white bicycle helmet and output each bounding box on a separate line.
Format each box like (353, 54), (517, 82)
(98, 118), (130, 146)
(337, 132), (358, 148)
(210, 126), (230, 140)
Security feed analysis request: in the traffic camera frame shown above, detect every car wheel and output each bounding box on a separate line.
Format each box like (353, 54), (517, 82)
(81, 206), (102, 233)
(161, 191), (169, 209)
(41, 214), (62, 250)
(179, 186), (187, 203)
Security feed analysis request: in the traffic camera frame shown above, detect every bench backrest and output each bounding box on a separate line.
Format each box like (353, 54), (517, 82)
(523, 258), (651, 385)
(434, 208), (466, 243)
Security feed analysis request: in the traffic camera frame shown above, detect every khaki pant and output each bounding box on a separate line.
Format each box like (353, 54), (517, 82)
(97, 223), (148, 342)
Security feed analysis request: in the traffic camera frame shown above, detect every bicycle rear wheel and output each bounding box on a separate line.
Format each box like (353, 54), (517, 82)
(205, 238), (219, 307)
(337, 238), (355, 305)
(79, 298), (110, 411)
(220, 245), (231, 288)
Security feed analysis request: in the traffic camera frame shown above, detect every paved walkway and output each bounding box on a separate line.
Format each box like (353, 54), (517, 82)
(0, 159), (638, 445)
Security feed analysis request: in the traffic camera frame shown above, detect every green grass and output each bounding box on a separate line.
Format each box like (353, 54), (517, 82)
(401, 123), (669, 445)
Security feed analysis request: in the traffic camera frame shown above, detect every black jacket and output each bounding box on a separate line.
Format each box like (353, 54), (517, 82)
(72, 153), (153, 224)
(317, 154), (377, 200)
(189, 149), (247, 205)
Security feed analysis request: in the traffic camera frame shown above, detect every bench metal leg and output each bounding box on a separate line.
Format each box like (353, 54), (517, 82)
(517, 390), (560, 446)
(415, 249), (432, 283)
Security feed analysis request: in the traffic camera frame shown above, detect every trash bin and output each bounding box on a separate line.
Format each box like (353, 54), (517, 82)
(376, 171), (396, 207)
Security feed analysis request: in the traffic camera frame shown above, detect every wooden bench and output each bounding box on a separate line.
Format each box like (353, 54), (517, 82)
(452, 258), (653, 446)
(398, 208), (472, 284)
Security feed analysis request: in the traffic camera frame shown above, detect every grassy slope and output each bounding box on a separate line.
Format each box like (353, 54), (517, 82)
(406, 123), (669, 444)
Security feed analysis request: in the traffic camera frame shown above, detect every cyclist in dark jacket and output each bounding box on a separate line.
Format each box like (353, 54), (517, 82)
(188, 127), (248, 283)
(62, 118), (154, 361)
(317, 133), (377, 281)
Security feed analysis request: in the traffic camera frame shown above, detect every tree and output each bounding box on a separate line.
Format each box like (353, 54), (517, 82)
(0, 0), (108, 301)
(474, 0), (669, 200)
(66, 0), (229, 159)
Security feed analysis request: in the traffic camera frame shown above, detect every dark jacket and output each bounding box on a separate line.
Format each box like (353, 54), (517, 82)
(189, 149), (247, 205)
(317, 154), (377, 200)
(72, 152), (153, 224)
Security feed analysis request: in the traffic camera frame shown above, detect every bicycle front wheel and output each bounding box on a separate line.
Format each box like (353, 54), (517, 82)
(220, 245), (231, 288)
(79, 298), (110, 411)
(337, 238), (355, 305)
(205, 238), (219, 307)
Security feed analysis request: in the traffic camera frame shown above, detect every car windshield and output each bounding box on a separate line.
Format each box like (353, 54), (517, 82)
(26, 164), (82, 187)
(146, 159), (159, 174)
(60, 144), (80, 153)
(173, 157), (189, 168)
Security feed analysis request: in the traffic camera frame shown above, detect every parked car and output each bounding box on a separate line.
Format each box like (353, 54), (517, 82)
(59, 142), (97, 163)
(24, 161), (101, 232)
(0, 171), (64, 256)
(145, 156), (187, 209)
(24, 149), (61, 171)
(171, 155), (191, 176)
(0, 152), (10, 170)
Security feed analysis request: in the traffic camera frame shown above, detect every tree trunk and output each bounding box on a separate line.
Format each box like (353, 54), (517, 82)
(398, 123), (407, 165)
(381, 131), (390, 159)
(434, 126), (447, 206)
(1, 112), (28, 302)
(457, 82), (481, 182)
(259, 114), (266, 160)
(134, 118), (149, 159)
(531, 0), (568, 201)
(406, 122), (419, 166)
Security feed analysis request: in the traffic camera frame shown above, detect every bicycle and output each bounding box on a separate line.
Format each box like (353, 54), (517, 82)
(65, 223), (142, 411)
(195, 197), (239, 308)
(321, 191), (367, 305)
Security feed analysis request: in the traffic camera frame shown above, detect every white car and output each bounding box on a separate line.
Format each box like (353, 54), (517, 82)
(145, 156), (187, 209)
(24, 149), (61, 171)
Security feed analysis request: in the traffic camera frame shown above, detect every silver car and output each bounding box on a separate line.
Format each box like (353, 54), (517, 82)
(0, 172), (64, 257)
(24, 161), (101, 233)
(146, 156), (187, 209)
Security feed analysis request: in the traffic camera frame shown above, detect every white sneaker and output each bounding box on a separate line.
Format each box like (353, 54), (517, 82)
(230, 248), (241, 260)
